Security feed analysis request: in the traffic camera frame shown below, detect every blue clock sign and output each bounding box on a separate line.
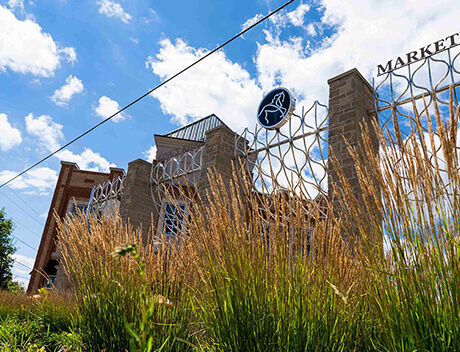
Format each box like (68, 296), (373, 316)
(257, 87), (296, 130)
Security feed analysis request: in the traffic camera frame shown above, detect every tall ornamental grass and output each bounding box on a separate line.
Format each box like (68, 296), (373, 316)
(56, 214), (196, 352)
(330, 92), (460, 351)
(182, 173), (374, 351)
(55, 91), (460, 351)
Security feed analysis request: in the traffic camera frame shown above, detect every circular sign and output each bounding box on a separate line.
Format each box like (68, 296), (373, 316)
(257, 87), (296, 129)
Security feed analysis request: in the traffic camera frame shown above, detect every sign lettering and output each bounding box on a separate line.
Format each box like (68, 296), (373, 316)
(377, 33), (460, 76)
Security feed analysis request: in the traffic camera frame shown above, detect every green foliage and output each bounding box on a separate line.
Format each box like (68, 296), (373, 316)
(112, 243), (195, 352)
(0, 291), (81, 351)
(0, 208), (16, 290)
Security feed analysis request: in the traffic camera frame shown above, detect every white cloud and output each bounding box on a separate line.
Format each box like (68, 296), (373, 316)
(286, 3), (310, 27)
(8, 0), (24, 12)
(256, 0), (460, 108)
(93, 96), (129, 122)
(51, 75), (84, 107)
(58, 47), (77, 65)
(56, 148), (116, 172)
(0, 5), (76, 77)
(0, 113), (22, 151)
(12, 253), (35, 287)
(25, 113), (64, 152)
(0, 167), (58, 191)
(143, 145), (157, 161)
(97, 0), (131, 24)
(13, 254), (35, 273)
(241, 13), (264, 31)
(145, 0), (460, 137)
(305, 23), (317, 36)
(146, 38), (262, 132)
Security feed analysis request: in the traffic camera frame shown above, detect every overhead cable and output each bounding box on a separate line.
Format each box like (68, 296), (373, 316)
(11, 234), (38, 252)
(0, 189), (44, 226)
(0, 0), (295, 190)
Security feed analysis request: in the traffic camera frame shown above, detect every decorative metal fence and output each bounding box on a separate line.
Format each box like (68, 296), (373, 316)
(150, 145), (204, 236)
(372, 45), (460, 201)
(87, 173), (126, 219)
(234, 101), (329, 217)
(373, 45), (460, 159)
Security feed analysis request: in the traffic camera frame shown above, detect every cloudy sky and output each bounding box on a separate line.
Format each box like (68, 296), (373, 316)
(1, 0), (459, 287)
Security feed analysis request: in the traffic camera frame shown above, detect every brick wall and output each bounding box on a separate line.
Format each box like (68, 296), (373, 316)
(327, 68), (379, 211)
(27, 162), (124, 294)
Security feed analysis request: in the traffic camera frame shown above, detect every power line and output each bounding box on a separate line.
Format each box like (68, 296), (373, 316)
(0, 0), (296, 190)
(11, 234), (38, 252)
(6, 185), (45, 220)
(12, 217), (42, 238)
(0, 189), (44, 226)
(13, 273), (30, 281)
(14, 260), (33, 271)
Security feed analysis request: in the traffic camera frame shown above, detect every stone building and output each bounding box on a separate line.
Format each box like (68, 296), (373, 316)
(27, 69), (378, 294)
(27, 114), (236, 294)
(27, 162), (124, 294)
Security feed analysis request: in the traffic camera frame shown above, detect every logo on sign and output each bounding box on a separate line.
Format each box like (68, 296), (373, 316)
(257, 87), (295, 129)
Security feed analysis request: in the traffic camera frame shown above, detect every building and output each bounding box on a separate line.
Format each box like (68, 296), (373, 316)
(27, 114), (237, 294)
(27, 162), (124, 294)
(28, 69), (379, 294)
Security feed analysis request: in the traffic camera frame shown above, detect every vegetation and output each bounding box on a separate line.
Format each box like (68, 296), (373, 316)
(1, 94), (460, 351)
(0, 289), (81, 351)
(0, 208), (17, 291)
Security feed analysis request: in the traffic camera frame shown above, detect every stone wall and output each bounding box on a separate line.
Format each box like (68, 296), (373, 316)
(119, 158), (158, 242)
(327, 68), (379, 206)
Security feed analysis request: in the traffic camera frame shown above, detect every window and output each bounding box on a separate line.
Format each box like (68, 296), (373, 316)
(70, 203), (87, 215)
(161, 202), (187, 236)
(44, 276), (56, 289)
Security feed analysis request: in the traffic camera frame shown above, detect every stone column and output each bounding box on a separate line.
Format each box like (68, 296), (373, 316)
(198, 125), (237, 204)
(327, 68), (379, 210)
(119, 159), (158, 242)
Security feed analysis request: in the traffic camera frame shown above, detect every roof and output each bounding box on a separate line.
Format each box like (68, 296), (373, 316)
(162, 114), (231, 142)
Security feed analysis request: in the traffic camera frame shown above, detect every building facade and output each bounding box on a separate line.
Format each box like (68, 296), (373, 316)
(27, 162), (124, 294)
(28, 69), (378, 294)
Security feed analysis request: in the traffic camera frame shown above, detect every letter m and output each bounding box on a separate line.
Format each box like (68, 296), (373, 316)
(377, 60), (393, 76)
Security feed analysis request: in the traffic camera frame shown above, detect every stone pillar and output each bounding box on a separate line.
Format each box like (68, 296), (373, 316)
(119, 159), (158, 241)
(198, 125), (237, 203)
(327, 68), (379, 209)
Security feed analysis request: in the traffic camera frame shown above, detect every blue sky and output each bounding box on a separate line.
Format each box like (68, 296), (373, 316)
(0, 0), (459, 287)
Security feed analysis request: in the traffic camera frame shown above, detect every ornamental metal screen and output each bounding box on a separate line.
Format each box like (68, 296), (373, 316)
(87, 173), (126, 219)
(373, 45), (460, 181)
(235, 101), (329, 218)
(150, 145), (204, 236)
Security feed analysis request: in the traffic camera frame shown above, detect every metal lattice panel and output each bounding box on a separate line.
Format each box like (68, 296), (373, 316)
(235, 101), (329, 217)
(373, 45), (460, 158)
(87, 173), (126, 219)
(150, 146), (204, 236)
(373, 45), (460, 200)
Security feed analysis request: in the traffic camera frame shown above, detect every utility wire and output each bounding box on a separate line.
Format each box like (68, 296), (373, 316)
(13, 273), (30, 281)
(11, 217), (42, 238)
(14, 260), (33, 271)
(6, 185), (45, 220)
(0, 0), (296, 190)
(11, 234), (38, 252)
(0, 189), (44, 226)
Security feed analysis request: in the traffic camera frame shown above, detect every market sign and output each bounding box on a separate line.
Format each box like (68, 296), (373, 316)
(257, 87), (296, 129)
(377, 33), (460, 76)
